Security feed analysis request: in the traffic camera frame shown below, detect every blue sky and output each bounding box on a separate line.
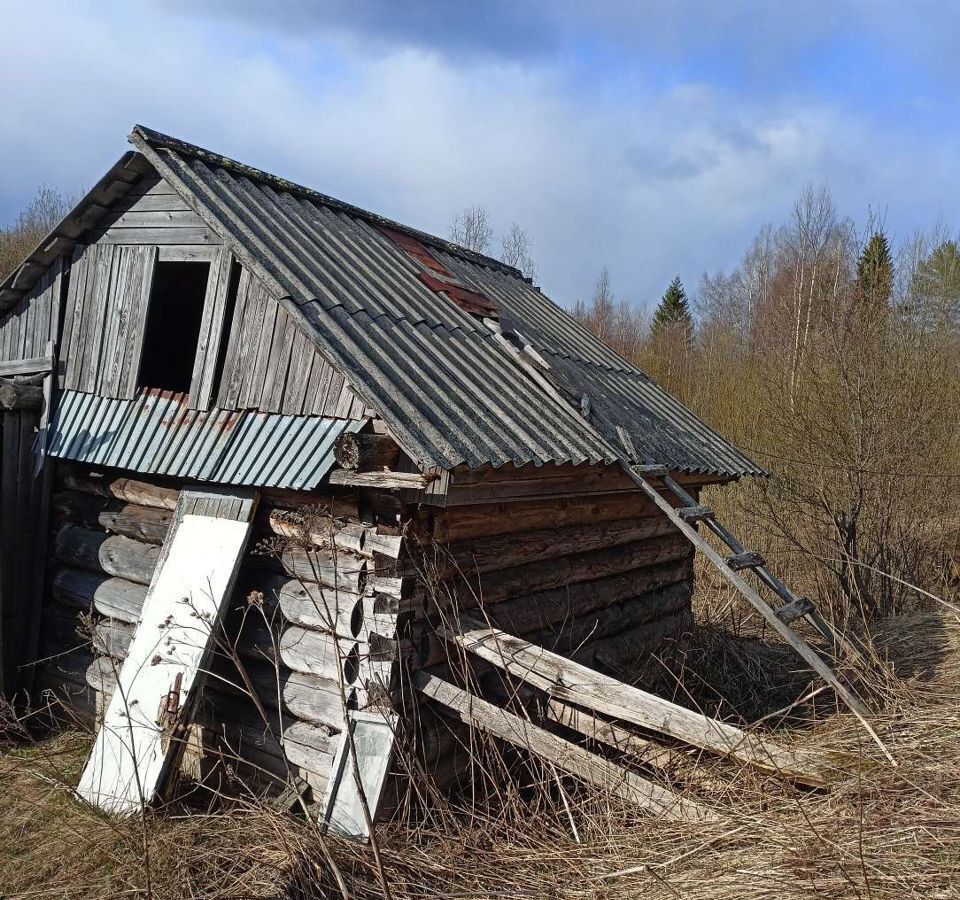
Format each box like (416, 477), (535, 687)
(2, 1), (958, 308)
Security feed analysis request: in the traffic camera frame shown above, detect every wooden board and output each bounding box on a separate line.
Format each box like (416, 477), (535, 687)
(320, 709), (398, 841)
(446, 615), (825, 787)
(414, 672), (716, 822)
(75, 487), (258, 815)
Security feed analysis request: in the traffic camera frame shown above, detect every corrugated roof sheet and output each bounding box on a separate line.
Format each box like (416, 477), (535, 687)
(48, 389), (363, 489)
(129, 125), (764, 478)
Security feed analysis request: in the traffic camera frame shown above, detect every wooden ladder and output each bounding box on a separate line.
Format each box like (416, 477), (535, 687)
(622, 462), (872, 720)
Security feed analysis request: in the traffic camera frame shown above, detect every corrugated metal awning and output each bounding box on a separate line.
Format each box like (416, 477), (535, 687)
(48, 389), (364, 490)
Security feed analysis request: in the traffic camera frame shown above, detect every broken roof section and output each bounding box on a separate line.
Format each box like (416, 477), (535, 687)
(6, 124), (763, 478)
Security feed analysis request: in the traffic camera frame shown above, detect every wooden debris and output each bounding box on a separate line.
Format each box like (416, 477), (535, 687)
(445, 615), (826, 788)
(414, 671), (718, 822)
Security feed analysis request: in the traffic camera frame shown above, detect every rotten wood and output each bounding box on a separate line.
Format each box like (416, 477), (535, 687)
(333, 433), (401, 471)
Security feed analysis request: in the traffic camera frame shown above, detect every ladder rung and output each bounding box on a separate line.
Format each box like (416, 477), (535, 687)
(676, 505), (714, 523)
(775, 597), (815, 625)
(726, 551), (765, 572)
(633, 464), (668, 479)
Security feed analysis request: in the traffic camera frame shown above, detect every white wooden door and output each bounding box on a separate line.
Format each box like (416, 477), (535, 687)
(76, 488), (257, 815)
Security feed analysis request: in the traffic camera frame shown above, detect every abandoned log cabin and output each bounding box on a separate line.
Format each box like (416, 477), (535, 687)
(0, 124), (795, 830)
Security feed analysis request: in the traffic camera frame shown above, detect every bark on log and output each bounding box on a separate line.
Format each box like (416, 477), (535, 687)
(53, 566), (148, 624)
(0, 378), (42, 409)
(267, 511), (370, 555)
(328, 470), (432, 490)
(266, 511), (404, 560)
(54, 524), (159, 585)
(333, 433), (401, 471)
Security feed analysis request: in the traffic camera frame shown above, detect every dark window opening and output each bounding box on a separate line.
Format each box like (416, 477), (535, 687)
(137, 261), (210, 393)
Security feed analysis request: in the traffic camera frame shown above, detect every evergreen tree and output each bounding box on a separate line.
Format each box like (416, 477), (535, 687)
(856, 231), (893, 313)
(908, 240), (960, 331)
(651, 276), (693, 339)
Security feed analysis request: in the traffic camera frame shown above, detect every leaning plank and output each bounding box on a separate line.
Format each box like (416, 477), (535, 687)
(76, 487), (258, 815)
(446, 616), (825, 788)
(414, 672), (716, 822)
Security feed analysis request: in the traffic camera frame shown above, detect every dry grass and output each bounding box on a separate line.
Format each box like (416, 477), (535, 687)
(3, 601), (960, 899)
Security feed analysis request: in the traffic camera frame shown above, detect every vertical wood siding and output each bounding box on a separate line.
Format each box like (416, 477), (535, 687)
(0, 257), (63, 362)
(216, 267), (370, 418)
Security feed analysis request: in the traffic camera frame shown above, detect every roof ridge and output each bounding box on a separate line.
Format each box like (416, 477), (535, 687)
(130, 124), (526, 281)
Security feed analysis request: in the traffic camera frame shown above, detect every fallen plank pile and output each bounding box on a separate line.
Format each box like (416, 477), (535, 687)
(414, 614), (827, 823)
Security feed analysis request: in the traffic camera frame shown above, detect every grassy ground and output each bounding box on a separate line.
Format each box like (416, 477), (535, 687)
(2, 604), (959, 899)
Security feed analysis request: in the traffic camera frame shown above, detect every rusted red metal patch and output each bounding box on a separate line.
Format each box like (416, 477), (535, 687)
(418, 271), (498, 317)
(377, 226), (448, 274)
(377, 224), (500, 319)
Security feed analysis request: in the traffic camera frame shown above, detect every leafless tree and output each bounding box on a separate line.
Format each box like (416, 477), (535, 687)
(500, 223), (537, 280)
(448, 205), (493, 254)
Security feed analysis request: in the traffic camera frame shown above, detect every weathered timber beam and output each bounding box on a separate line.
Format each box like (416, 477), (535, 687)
(414, 671), (717, 822)
(52, 566), (148, 624)
(63, 472), (179, 510)
(445, 615), (826, 788)
(54, 491), (173, 544)
(436, 492), (661, 543)
(333, 433), (401, 471)
(54, 524), (160, 585)
(0, 378), (42, 410)
(419, 515), (677, 579)
(483, 559), (691, 639)
(328, 470), (433, 491)
(425, 533), (691, 609)
(267, 512), (403, 559)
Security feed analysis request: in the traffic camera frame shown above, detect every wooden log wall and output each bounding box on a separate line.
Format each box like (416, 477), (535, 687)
(41, 463), (408, 801)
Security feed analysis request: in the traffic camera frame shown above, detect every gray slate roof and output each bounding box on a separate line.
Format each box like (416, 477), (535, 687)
(92, 127), (764, 477)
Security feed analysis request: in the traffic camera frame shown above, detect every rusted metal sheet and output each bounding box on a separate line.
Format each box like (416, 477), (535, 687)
(48, 388), (363, 489)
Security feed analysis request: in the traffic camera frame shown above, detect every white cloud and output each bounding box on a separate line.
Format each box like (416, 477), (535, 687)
(1, 1), (959, 308)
